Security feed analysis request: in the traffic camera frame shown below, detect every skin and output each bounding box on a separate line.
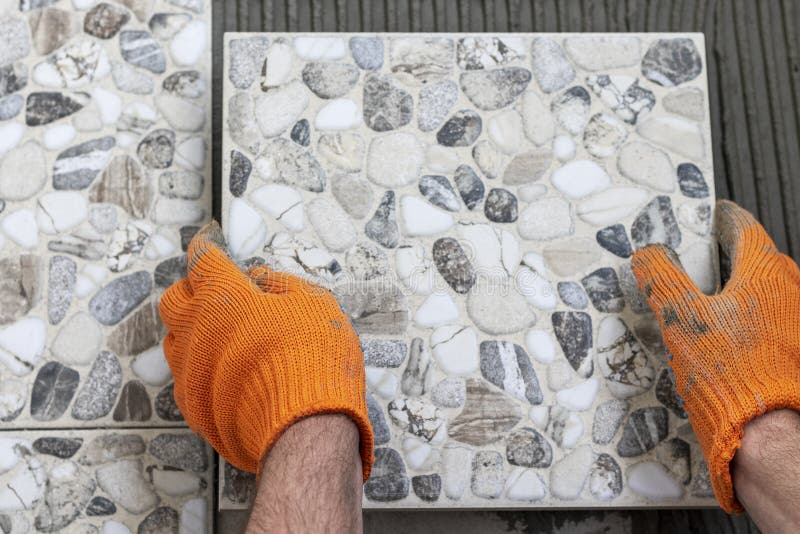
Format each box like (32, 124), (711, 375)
(732, 409), (800, 533)
(246, 414), (363, 534)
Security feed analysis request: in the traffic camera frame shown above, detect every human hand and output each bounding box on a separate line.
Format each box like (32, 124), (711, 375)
(158, 221), (374, 479)
(631, 200), (800, 513)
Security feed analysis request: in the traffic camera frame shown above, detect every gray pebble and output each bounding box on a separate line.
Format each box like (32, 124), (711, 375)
(431, 377), (465, 408)
(365, 190), (399, 248)
(112, 380), (152, 422)
(0, 94), (23, 120)
(677, 163), (709, 198)
(460, 67), (531, 110)
(290, 119), (310, 147)
(642, 38), (703, 87)
(365, 448), (409, 502)
(631, 195), (682, 250)
(412, 474), (441, 502)
(471, 450), (504, 499)
(417, 79), (458, 132)
(350, 36), (383, 70)
(363, 73), (413, 132)
(484, 188), (517, 223)
(557, 281), (588, 309)
(155, 383), (183, 421)
(71, 350), (122, 421)
(84, 2), (130, 39)
(437, 109), (482, 146)
(454, 164), (484, 210)
(596, 224), (632, 258)
(53, 136), (116, 190)
(162, 70), (205, 98)
(158, 169), (204, 200)
(30, 362), (80, 422)
(78, 433), (146, 465)
(33, 437), (83, 459)
(228, 149), (251, 197)
(88, 270), (152, 326)
(582, 267), (625, 313)
(120, 30), (166, 73)
(47, 256), (76, 325)
(137, 129), (175, 169)
(148, 433), (208, 472)
(363, 339), (407, 367)
(367, 393), (390, 445)
(0, 62), (28, 97)
(433, 237), (475, 294)
(480, 341), (542, 404)
(592, 399), (628, 445)
(400, 337), (430, 396)
(138, 507), (179, 534)
(552, 311), (593, 378)
(228, 36), (269, 89)
(616, 407), (669, 456)
(26, 91), (89, 126)
(506, 427), (552, 468)
(303, 61), (359, 98)
(419, 175), (460, 212)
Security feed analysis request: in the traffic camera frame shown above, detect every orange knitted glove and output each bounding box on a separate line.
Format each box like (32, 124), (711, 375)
(158, 221), (374, 480)
(631, 200), (800, 513)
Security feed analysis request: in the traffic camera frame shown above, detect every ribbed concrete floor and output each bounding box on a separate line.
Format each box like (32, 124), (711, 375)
(210, 1), (800, 531)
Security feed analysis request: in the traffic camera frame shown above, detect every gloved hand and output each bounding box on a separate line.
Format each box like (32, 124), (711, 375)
(631, 200), (800, 513)
(158, 221), (374, 479)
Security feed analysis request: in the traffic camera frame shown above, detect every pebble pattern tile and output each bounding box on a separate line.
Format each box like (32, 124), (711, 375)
(0, 0), (211, 428)
(0, 429), (212, 533)
(221, 33), (718, 509)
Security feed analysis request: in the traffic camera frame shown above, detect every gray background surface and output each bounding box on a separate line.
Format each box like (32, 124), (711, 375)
(211, 0), (798, 531)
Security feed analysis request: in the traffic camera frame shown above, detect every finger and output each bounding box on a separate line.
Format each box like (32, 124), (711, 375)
(247, 265), (302, 294)
(186, 220), (249, 291)
(631, 244), (703, 314)
(158, 278), (195, 331)
(714, 200), (781, 291)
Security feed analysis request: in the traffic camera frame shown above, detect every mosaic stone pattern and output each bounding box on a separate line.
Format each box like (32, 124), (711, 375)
(0, 429), (212, 533)
(221, 33), (718, 509)
(0, 0), (211, 428)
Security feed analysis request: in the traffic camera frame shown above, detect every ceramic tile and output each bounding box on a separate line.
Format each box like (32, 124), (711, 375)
(0, 0), (211, 427)
(220, 33), (718, 509)
(0, 428), (212, 533)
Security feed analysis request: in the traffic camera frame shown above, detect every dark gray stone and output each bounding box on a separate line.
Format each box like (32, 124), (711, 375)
(677, 163), (709, 198)
(590, 453), (623, 501)
(479, 341), (542, 404)
(506, 427), (552, 468)
(642, 38), (703, 87)
(137, 129), (175, 169)
(26, 92), (89, 126)
(138, 507), (178, 534)
(581, 267), (625, 313)
(119, 30), (166, 73)
(229, 150), (252, 197)
(113, 380), (152, 422)
(592, 399), (629, 445)
(412, 474), (441, 502)
(692, 460), (714, 497)
(365, 448), (409, 502)
(88, 270), (152, 326)
(449, 379), (522, 446)
(367, 392), (391, 446)
(86, 496), (116, 516)
(303, 61), (359, 99)
(551, 311), (593, 378)
(557, 281), (588, 309)
(363, 73), (413, 132)
(290, 119), (310, 147)
(658, 437), (691, 485)
(32, 437), (83, 458)
(596, 224), (632, 258)
(454, 164), (484, 210)
(631, 195), (682, 250)
(365, 190), (399, 249)
(84, 2), (130, 38)
(180, 226), (199, 251)
(350, 36), (383, 70)
(618, 264), (649, 314)
(155, 383), (183, 421)
(0, 95), (23, 120)
(655, 367), (687, 418)
(162, 70), (204, 98)
(363, 339), (407, 367)
(53, 136), (116, 190)
(148, 433), (207, 472)
(484, 188), (518, 223)
(437, 109), (482, 146)
(617, 407), (669, 457)
(30, 362), (79, 422)
(419, 175), (460, 212)
(71, 350), (122, 420)
(0, 62), (27, 97)
(460, 67), (532, 110)
(433, 237), (475, 294)
(154, 256), (187, 288)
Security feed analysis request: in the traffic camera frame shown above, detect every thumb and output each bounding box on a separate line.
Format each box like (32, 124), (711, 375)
(186, 220), (249, 292)
(631, 244), (703, 314)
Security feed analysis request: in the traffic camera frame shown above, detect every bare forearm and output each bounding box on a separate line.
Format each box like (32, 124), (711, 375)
(246, 414), (363, 534)
(732, 409), (800, 532)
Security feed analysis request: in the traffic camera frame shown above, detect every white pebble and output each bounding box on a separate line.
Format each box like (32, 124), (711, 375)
(0, 438), (30, 474)
(627, 462), (684, 500)
(0, 317), (46, 377)
(516, 266), (557, 310)
(425, 145), (459, 173)
(561, 412), (584, 449)
(556, 378), (600, 411)
(517, 184), (547, 202)
(36, 192), (88, 234)
(103, 520), (132, 534)
(1, 209), (38, 249)
(180, 497), (207, 534)
(144, 232), (176, 260)
(226, 198), (267, 259)
(91, 87), (122, 125)
(457, 223), (519, 280)
(294, 37), (347, 60)
(525, 329), (555, 364)
(552, 135), (576, 161)
(576, 186), (648, 226)
(414, 292), (458, 328)
(42, 124), (77, 150)
(365, 367), (398, 399)
(402, 438), (433, 471)
(550, 160), (611, 199)
(131, 344), (172, 387)
(550, 445), (593, 500)
(0, 123), (25, 156)
(170, 21), (207, 66)
(32, 62), (63, 87)
(395, 244), (436, 295)
(250, 184), (304, 233)
(263, 42), (293, 87)
(431, 325), (478, 376)
(528, 405), (549, 427)
(400, 195), (454, 236)
(315, 99), (362, 130)
(487, 109), (523, 154)
(175, 137), (206, 170)
(505, 468), (546, 502)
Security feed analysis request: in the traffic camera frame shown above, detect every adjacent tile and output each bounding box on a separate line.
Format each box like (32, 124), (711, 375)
(0, 428), (212, 532)
(0, 0), (211, 427)
(216, 32), (717, 509)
